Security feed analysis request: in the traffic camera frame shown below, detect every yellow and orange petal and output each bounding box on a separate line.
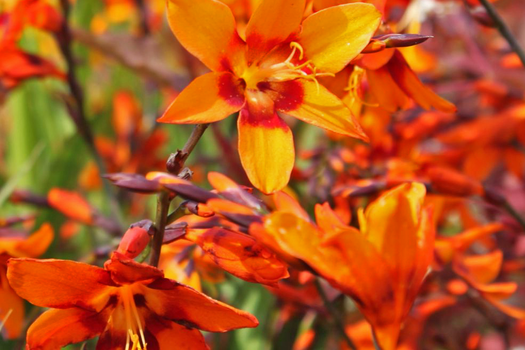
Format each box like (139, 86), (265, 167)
(166, 0), (245, 72)
(237, 108), (295, 194)
(158, 72), (245, 124)
(299, 3), (381, 74)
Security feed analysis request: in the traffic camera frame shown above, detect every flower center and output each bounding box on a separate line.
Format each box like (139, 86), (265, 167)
(241, 42), (334, 91)
(119, 286), (147, 350)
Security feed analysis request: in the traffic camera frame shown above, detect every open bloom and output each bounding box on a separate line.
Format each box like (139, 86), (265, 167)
(7, 252), (258, 349)
(261, 183), (435, 349)
(158, 0), (381, 193)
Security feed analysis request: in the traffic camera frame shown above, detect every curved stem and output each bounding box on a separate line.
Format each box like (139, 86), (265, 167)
(478, 0), (525, 67)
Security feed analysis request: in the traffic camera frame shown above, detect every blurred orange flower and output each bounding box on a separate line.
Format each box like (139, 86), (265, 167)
(262, 183), (435, 349)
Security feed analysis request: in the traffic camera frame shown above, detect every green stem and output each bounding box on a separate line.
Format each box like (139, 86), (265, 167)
(149, 123), (210, 266)
(148, 191), (170, 267)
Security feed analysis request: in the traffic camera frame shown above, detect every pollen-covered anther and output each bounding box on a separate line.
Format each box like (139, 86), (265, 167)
(345, 66), (377, 107)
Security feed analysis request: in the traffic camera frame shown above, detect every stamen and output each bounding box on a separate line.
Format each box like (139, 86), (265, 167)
(130, 295), (147, 348)
(289, 42), (304, 61)
(345, 66), (378, 107)
(0, 309), (13, 333)
(121, 287), (147, 350)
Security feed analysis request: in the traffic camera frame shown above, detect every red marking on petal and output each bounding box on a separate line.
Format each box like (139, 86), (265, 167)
(239, 107), (289, 131)
(218, 74), (246, 108)
(271, 80), (304, 112)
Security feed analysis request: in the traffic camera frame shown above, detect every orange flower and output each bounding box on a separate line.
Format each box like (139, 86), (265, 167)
(354, 50), (456, 113)
(7, 252), (258, 349)
(0, 223), (53, 340)
(47, 188), (95, 224)
(262, 183), (434, 349)
(158, 0), (381, 193)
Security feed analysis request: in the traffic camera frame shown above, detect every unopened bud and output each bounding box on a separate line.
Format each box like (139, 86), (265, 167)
(378, 34), (432, 48)
(117, 227), (150, 259)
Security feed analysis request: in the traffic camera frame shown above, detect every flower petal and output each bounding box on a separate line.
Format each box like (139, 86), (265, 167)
(363, 183), (427, 283)
(166, 0), (245, 72)
(14, 223), (54, 258)
(7, 258), (114, 312)
(386, 51), (456, 112)
(158, 72), (245, 124)
(277, 80), (368, 140)
(143, 280), (258, 332)
(147, 316), (209, 350)
(104, 252), (164, 285)
(47, 188), (94, 224)
(366, 66), (410, 112)
(27, 308), (107, 350)
(245, 0), (305, 63)
(299, 3), (381, 73)
(314, 202), (348, 233)
(0, 266), (24, 339)
(188, 228), (289, 285)
(238, 108), (295, 194)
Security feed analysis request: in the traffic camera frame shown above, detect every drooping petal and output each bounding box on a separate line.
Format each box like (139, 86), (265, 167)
(158, 72), (245, 124)
(187, 228), (289, 285)
(387, 51), (456, 113)
(0, 267), (24, 339)
(276, 80), (368, 140)
(366, 66), (410, 112)
(166, 0), (245, 72)
(238, 107), (295, 194)
(143, 280), (259, 332)
(27, 308), (108, 350)
(245, 0), (305, 63)
(299, 3), (381, 73)
(7, 258), (114, 311)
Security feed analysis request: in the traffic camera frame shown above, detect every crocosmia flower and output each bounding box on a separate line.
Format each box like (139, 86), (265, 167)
(7, 252), (258, 350)
(158, 0), (381, 194)
(262, 183), (435, 349)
